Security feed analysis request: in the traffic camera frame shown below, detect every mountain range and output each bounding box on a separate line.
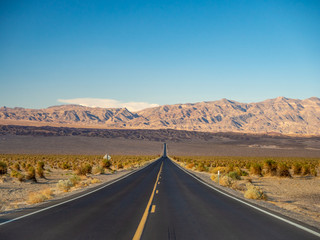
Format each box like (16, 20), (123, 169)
(1, 97), (319, 135)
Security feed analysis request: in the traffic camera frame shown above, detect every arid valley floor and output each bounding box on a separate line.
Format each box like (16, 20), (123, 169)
(1, 125), (320, 157)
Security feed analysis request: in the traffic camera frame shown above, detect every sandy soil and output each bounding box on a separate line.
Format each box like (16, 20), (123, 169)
(253, 176), (320, 224)
(175, 163), (320, 229)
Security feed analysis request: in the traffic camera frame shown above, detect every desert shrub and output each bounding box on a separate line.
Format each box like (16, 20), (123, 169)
(36, 162), (45, 178)
(61, 162), (71, 170)
(124, 162), (133, 169)
(0, 161), (7, 175)
(24, 163), (31, 171)
(210, 174), (229, 185)
(0, 154), (156, 182)
(244, 183), (267, 200)
(277, 163), (291, 177)
(226, 164), (234, 173)
(68, 175), (80, 186)
(228, 171), (241, 180)
(57, 179), (73, 192)
(240, 170), (249, 176)
(37, 161), (45, 170)
(27, 188), (54, 204)
(210, 174), (217, 182)
(100, 159), (111, 169)
(220, 175), (232, 187)
(72, 163), (78, 171)
(36, 167), (45, 178)
(210, 166), (227, 174)
(10, 170), (18, 177)
(26, 166), (37, 182)
(172, 156), (319, 179)
(196, 163), (206, 172)
(186, 163), (195, 169)
(76, 164), (92, 176)
(232, 167), (248, 176)
(92, 166), (105, 175)
(292, 163), (302, 175)
(310, 167), (317, 177)
(245, 162), (251, 170)
(10, 170), (25, 182)
(250, 163), (262, 176)
(28, 192), (47, 204)
(233, 167), (241, 175)
(264, 159), (277, 176)
(13, 163), (20, 171)
(41, 188), (54, 199)
(84, 163), (93, 174)
(301, 165), (310, 175)
(231, 181), (246, 191)
(117, 163), (123, 169)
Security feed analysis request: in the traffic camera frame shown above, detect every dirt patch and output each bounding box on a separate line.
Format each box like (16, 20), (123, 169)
(253, 176), (320, 224)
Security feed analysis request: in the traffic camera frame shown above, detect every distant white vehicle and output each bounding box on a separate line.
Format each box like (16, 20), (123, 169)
(103, 154), (111, 160)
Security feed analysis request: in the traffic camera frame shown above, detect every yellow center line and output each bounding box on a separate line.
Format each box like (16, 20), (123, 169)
(151, 205), (156, 213)
(156, 190), (159, 194)
(132, 162), (163, 240)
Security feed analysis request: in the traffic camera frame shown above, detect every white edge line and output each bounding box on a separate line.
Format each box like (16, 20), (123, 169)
(170, 158), (320, 238)
(0, 158), (161, 226)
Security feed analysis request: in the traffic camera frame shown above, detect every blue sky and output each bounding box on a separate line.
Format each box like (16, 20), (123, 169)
(1, 0), (319, 110)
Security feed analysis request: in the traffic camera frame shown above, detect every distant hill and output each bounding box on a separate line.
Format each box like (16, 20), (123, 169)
(1, 97), (320, 135)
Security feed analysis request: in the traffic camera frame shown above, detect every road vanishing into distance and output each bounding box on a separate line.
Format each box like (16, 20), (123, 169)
(1, 156), (320, 239)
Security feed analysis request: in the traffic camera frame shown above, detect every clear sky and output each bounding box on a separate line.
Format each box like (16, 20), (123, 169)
(1, 0), (319, 110)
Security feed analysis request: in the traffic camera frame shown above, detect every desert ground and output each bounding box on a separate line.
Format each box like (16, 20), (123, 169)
(1, 125), (320, 156)
(1, 133), (320, 157)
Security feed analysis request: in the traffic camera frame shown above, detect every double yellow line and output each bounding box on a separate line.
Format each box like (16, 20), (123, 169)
(132, 162), (163, 240)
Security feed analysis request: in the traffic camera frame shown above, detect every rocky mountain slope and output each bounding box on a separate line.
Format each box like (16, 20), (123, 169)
(1, 97), (319, 135)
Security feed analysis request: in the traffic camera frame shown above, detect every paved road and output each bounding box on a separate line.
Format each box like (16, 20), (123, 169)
(0, 157), (319, 239)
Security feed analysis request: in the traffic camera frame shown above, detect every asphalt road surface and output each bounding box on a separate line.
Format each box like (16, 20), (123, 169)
(0, 157), (319, 240)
